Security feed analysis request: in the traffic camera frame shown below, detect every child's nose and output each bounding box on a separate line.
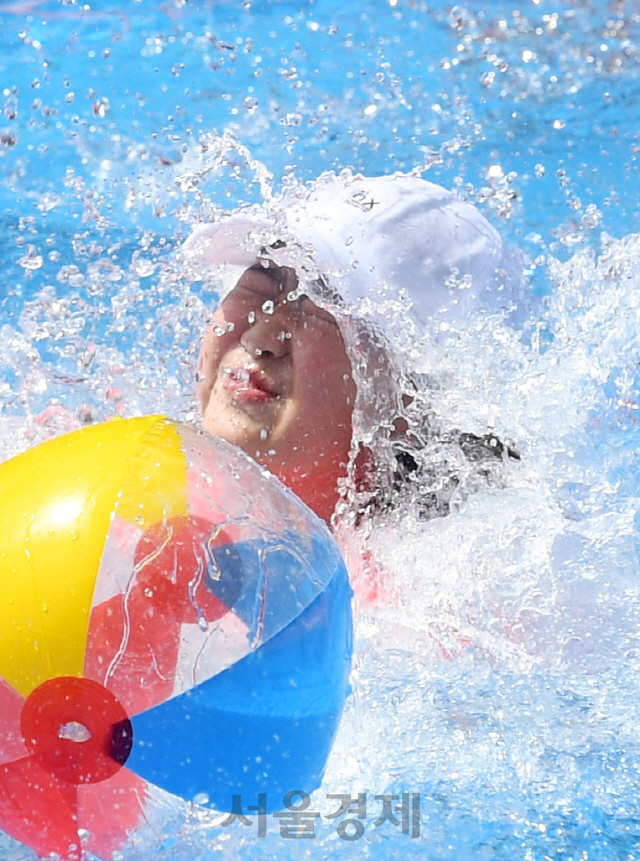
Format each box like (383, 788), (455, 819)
(240, 309), (290, 359)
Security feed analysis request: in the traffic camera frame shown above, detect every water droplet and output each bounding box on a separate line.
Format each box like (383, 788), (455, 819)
(4, 96), (17, 121)
(93, 97), (110, 118)
(261, 299), (275, 315)
(17, 246), (43, 270)
(582, 204), (602, 228)
(193, 792), (210, 806)
(56, 264), (84, 286)
(36, 193), (59, 213)
(132, 255), (155, 278)
(283, 112), (302, 127)
(58, 721), (91, 743)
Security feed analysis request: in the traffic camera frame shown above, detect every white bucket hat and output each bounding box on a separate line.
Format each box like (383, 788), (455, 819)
(183, 171), (524, 331)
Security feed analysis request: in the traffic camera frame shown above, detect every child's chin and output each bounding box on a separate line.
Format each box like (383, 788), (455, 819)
(203, 414), (272, 457)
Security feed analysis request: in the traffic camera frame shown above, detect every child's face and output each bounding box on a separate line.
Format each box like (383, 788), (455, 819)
(197, 263), (356, 521)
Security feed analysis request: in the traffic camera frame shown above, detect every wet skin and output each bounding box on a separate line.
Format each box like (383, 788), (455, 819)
(197, 263), (356, 522)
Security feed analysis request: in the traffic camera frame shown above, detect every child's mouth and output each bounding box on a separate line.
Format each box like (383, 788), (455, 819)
(221, 367), (279, 402)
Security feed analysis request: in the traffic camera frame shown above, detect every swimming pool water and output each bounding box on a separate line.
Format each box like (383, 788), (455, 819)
(2, 1), (640, 859)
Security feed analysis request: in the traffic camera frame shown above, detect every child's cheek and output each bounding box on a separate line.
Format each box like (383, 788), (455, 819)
(196, 323), (234, 404)
(297, 340), (353, 399)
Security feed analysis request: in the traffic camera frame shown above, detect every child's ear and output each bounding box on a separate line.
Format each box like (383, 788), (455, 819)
(353, 442), (375, 494)
(392, 415), (409, 438)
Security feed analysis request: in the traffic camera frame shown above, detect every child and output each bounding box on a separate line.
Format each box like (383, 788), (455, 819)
(194, 260), (356, 523)
(184, 171), (524, 527)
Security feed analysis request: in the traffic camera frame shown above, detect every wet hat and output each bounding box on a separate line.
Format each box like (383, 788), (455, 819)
(183, 171), (522, 329)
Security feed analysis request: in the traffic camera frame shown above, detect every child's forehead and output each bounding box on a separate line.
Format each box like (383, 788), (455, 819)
(245, 260), (298, 290)
(226, 263), (341, 328)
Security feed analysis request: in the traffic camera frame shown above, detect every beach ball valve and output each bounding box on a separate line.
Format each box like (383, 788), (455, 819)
(0, 416), (352, 859)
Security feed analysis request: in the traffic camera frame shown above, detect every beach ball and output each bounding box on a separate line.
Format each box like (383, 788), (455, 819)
(0, 416), (352, 860)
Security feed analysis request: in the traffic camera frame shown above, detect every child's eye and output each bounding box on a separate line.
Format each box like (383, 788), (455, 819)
(237, 283), (278, 301)
(236, 266), (291, 301)
(295, 297), (339, 328)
